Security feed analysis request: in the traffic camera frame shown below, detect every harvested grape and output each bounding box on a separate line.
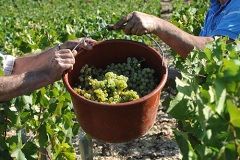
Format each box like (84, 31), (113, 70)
(73, 57), (159, 104)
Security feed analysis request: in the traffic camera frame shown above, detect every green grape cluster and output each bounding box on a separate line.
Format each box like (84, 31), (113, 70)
(73, 57), (159, 104)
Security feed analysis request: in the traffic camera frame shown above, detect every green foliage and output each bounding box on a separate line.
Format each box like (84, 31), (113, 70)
(0, 0), (162, 159)
(0, 0), (161, 56)
(171, 0), (209, 35)
(169, 1), (240, 158)
(167, 37), (240, 159)
(0, 83), (78, 160)
(0, 56), (4, 75)
(170, 0), (210, 67)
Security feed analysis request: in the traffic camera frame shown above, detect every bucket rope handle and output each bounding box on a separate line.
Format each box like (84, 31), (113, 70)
(72, 25), (165, 66)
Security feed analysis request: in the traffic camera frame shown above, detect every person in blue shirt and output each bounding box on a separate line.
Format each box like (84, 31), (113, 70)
(113, 0), (239, 59)
(200, 0), (240, 40)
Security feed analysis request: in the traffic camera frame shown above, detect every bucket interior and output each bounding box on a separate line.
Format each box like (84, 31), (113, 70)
(67, 39), (167, 88)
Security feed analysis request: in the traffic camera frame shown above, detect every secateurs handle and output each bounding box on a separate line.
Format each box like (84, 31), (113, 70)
(106, 24), (126, 31)
(106, 24), (115, 31)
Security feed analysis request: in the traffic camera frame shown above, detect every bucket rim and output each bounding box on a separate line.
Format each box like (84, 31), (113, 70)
(62, 39), (168, 108)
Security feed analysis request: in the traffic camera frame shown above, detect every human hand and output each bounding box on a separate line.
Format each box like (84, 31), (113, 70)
(44, 49), (77, 83)
(60, 38), (97, 52)
(113, 11), (160, 36)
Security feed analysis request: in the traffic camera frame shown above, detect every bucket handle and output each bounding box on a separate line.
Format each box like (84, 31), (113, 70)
(71, 25), (165, 66)
(144, 34), (165, 66)
(106, 25), (165, 65)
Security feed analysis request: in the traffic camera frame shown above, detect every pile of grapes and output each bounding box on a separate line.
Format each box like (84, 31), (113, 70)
(73, 57), (159, 104)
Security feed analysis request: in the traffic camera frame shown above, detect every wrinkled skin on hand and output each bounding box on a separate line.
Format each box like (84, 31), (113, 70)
(0, 38), (97, 101)
(43, 38), (97, 83)
(61, 38), (97, 51)
(113, 11), (160, 36)
(44, 49), (77, 82)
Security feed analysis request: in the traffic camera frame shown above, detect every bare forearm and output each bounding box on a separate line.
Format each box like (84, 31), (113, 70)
(12, 38), (94, 74)
(12, 47), (55, 74)
(114, 11), (214, 58)
(0, 38), (96, 102)
(154, 19), (214, 58)
(0, 70), (51, 101)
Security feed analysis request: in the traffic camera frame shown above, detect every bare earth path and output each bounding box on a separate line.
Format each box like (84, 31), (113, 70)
(74, 1), (182, 159)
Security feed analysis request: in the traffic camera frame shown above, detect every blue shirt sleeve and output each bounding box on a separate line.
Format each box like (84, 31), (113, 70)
(200, 0), (240, 40)
(213, 9), (240, 40)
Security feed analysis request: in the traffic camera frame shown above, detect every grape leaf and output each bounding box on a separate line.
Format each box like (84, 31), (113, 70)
(214, 79), (226, 115)
(11, 147), (26, 160)
(227, 101), (240, 128)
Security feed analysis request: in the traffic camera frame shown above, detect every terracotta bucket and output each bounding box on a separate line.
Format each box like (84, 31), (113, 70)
(63, 39), (168, 143)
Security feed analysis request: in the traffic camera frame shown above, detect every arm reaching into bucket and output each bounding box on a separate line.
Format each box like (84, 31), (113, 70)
(0, 38), (96, 102)
(113, 11), (213, 59)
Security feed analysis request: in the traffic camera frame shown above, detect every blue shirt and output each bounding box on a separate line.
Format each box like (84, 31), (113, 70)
(200, 0), (240, 40)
